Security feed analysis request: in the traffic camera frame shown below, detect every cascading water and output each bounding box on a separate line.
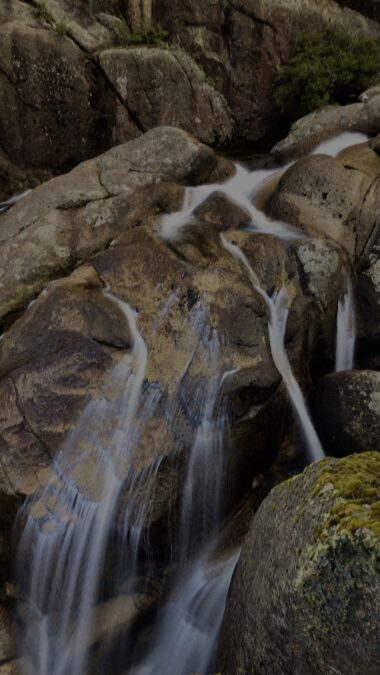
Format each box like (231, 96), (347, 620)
(220, 235), (324, 463)
(133, 329), (239, 675)
(336, 280), (356, 371)
(160, 162), (301, 242)
(16, 130), (368, 675)
(17, 292), (157, 675)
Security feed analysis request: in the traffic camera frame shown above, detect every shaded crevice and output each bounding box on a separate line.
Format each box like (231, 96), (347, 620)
(9, 376), (53, 462)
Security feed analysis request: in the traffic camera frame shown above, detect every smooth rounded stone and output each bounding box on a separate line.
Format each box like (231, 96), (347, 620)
(271, 92), (380, 161)
(266, 151), (379, 259)
(316, 370), (380, 455)
(192, 191), (251, 231)
(218, 452), (380, 675)
(98, 47), (233, 145)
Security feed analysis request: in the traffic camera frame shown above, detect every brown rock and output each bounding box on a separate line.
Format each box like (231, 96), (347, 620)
(266, 151), (379, 259)
(98, 47), (232, 146)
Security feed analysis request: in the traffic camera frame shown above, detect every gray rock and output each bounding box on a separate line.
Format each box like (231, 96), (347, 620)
(0, 127), (231, 323)
(266, 148), (380, 259)
(272, 93), (380, 161)
(98, 47), (233, 145)
(316, 370), (380, 455)
(218, 452), (380, 675)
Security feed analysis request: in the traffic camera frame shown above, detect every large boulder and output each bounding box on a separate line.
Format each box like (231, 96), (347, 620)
(98, 47), (232, 145)
(266, 142), (380, 259)
(0, 126), (231, 325)
(218, 452), (380, 675)
(272, 90), (380, 161)
(316, 370), (380, 455)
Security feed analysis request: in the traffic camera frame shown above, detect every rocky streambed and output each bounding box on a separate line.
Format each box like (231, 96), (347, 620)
(0, 117), (377, 673)
(0, 3), (379, 673)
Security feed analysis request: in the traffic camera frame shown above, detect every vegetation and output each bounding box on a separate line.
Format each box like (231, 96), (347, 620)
(32, 0), (53, 23)
(115, 18), (169, 46)
(277, 31), (380, 115)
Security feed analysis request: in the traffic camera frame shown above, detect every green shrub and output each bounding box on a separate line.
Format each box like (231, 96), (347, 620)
(115, 18), (169, 46)
(276, 31), (380, 115)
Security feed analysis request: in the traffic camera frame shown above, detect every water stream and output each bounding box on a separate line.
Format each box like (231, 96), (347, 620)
(16, 130), (365, 674)
(336, 280), (356, 372)
(220, 235), (324, 463)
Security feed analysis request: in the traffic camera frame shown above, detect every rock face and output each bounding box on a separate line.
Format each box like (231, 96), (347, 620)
(153, 0), (380, 143)
(218, 452), (380, 675)
(99, 47), (232, 144)
(2, 0), (380, 200)
(317, 370), (380, 455)
(0, 8), (135, 199)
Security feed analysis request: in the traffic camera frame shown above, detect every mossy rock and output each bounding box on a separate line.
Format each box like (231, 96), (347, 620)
(218, 452), (380, 675)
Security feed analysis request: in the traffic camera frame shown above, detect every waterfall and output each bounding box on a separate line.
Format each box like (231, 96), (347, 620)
(17, 292), (157, 675)
(220, 235), (324, 463)
(16, 132), (367, 674)
(336, 281), (356, 371)
(132, 327), (239, 675)
(311, 132), (368, 157)
(17, 293), (238, 675)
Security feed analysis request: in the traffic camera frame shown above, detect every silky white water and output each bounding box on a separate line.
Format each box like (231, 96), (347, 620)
(220, 235), (324, 463)
(132, 328), (238, 675)
(161, 162), (301, 242)
(336, 281), (356, 371)
(18, 292), (156, 675)
(311, 132), (368, 157)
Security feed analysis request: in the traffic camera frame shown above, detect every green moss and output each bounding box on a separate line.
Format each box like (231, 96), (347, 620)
(115, 18), (169, 46)
(276, 31), (380, 115)
(311, 452), (380, 539)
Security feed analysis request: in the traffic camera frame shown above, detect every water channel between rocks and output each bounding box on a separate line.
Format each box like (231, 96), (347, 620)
(14, 131), (364, 675)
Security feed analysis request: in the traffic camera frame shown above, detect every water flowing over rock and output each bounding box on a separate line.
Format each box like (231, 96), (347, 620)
(218, 452), (380, 675)
(271, 91), (380, 161)
(0, 119), (376, 673)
